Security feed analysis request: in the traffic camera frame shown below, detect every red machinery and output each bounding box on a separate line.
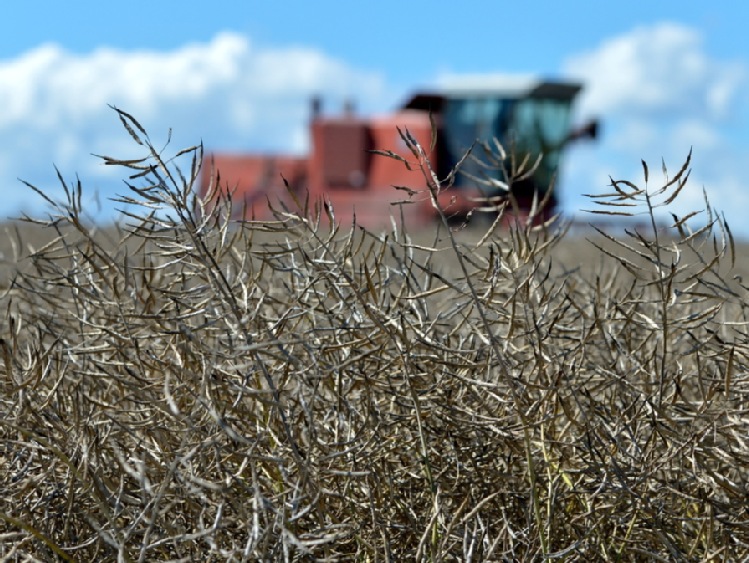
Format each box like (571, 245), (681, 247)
(199, 77), (598, 228)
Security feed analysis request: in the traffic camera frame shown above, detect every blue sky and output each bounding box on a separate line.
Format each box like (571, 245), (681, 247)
(1, 2), (748, 236)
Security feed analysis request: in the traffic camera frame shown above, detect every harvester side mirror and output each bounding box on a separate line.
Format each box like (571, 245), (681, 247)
(566, 119), (599, 144)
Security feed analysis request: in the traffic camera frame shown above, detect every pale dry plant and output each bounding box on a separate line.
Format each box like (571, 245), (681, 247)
(0, 108), (748, 561)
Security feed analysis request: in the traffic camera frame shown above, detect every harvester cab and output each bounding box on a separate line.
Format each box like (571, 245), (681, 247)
(403, 78), (598, 221)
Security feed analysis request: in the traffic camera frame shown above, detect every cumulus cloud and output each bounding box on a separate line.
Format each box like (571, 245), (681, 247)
(561, 23), (749, 233)
(0, 32), (388, 220)
(564, 23), (745, 121)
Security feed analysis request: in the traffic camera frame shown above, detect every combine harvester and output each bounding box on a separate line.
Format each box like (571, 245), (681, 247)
(199, 76), (598, 228)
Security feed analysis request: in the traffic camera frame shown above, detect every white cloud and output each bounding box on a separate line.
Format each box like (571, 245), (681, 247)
(607, 119), (659, 152)
(0, 32), (388, 220)
(560, 23), (749, 237)
(564, 23), (745, 121)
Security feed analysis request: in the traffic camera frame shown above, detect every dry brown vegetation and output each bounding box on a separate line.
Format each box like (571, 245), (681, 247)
(2, 109), (749, 561)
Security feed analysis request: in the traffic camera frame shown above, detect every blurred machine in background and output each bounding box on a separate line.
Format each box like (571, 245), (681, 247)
(200, 76), (598, 227)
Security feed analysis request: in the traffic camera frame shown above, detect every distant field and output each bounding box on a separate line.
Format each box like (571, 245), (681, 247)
(3, 217), (748, 285)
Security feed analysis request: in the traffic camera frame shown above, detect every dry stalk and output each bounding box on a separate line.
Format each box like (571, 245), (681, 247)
(0, 109), (747, 561)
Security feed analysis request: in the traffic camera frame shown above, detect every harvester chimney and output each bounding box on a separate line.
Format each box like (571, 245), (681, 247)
(343, 98), (355, 117)
(310, 95), (322, 121)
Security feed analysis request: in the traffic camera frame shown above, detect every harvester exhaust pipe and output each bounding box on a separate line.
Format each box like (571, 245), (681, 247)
(310, 95), (322, 121)
(343, 98), (356, 117)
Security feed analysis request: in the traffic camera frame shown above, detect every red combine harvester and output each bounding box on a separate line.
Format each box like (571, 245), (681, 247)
(199, 77), (598, 228)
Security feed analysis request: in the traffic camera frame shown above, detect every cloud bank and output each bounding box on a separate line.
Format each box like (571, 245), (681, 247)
(0, 32), (387, 220)
(562, 23), (749, 225)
